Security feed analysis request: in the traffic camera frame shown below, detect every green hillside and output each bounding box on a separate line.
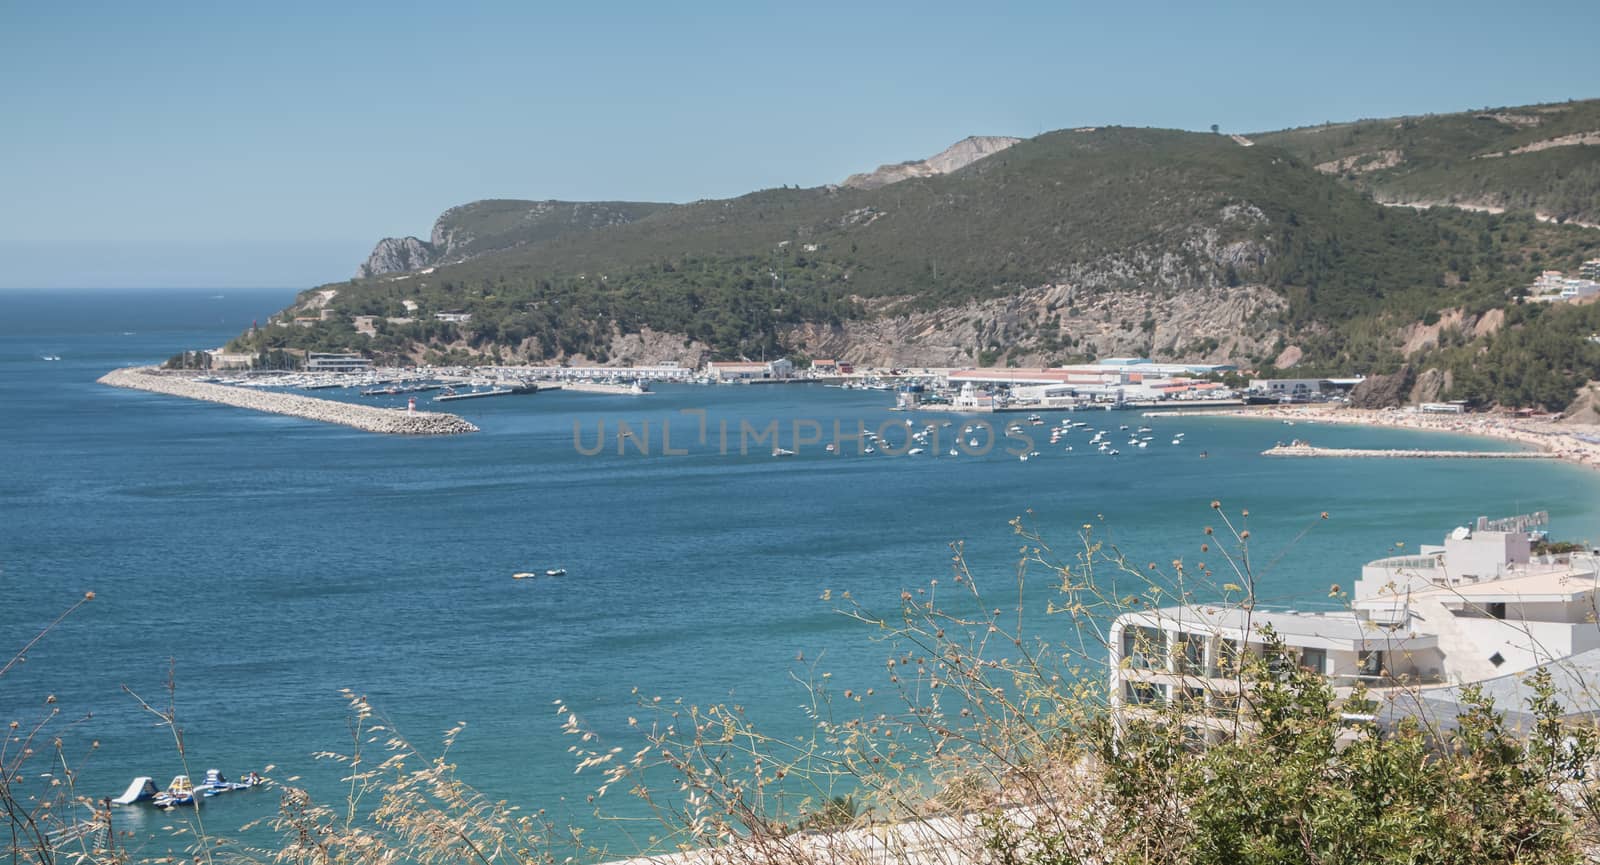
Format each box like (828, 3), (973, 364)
(233, 112), (1600, 404)
(424, 198), (676, 263)
(1253, 98), (1600, 224)
(357, 199), (675, 277)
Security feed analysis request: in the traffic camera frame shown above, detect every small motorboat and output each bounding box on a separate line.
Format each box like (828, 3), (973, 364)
(772, 448), (795, 457)
(948, 448), (958, 456)
(908, 447), (925, 455)
(512, 572), (536, 580)
(544, 568), (566, 577)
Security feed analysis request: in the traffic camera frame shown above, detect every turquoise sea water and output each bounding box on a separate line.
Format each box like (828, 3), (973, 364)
(4, 288), (1600, 855)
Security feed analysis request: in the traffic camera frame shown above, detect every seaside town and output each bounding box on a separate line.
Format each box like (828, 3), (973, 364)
(15, 3), (1600, 859)
(105, 339), (1600, 468)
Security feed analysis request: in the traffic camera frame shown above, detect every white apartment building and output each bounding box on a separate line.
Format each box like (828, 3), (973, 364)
(1109, 513), (1599, 737)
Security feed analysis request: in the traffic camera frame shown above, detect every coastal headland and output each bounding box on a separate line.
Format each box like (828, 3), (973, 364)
(1153, 404), (1600, 470)
(98, 367), (479, 435)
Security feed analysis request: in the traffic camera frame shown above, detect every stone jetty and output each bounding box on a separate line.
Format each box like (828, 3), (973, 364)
(98, 367), (479, 435)
(1263, 443), (1553, 459)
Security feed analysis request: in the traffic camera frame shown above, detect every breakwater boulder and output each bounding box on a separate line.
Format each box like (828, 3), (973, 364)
(97, 367), (479, 435)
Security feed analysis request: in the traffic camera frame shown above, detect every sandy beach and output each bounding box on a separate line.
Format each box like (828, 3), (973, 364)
(1151, 405), (1600, 472)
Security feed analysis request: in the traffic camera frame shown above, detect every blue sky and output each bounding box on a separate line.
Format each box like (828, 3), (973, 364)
(3, 0), (1597, 288)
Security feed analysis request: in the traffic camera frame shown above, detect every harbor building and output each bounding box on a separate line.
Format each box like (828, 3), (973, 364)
(1248, 378), (1326, 398)
(1108, 512), (1600, 739)
(706, 359), (795, 382)
(305, 352), (373, 372)
(210, 351), (255, 371)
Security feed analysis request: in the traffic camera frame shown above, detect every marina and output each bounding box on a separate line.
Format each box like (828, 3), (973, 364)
(98, 367), (480, 435)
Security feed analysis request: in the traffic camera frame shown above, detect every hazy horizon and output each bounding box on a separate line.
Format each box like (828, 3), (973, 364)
(6, 0), (1599, 289)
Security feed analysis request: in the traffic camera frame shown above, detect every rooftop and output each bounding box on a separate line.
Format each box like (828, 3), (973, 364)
(1379, 647), (1600, 732)
(1122, 604), (1437, 651)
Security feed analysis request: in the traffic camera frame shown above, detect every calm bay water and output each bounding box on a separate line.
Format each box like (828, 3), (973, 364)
(4, 288), (1600, 854)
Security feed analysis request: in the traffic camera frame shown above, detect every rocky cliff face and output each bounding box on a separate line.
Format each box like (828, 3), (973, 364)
(357, 237), (436, 278)
(1348, 366), (1416, 408)
(786, 282), (1284, 368)
(841, 135), (1023, 190)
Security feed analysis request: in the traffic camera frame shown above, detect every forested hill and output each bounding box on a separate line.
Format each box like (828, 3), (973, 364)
(232, 104), (1600, 409)
(356, 199), (674, 278)
(1253, 98), (1600, 225)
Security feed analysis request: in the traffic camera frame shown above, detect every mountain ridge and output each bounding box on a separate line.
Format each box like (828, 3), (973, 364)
(839, 135), (1023, 190)
(234, 98), (1600, 408)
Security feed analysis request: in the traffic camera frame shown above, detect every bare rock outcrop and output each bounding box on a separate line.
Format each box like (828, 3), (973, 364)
(605, 327), (711, 368)
(786, 282), (1285, 369)
(1410, 367), (1452, 404)
(1348, 366), (1416, 409)
(358, 237), (436, 278)
(841, 136), (1022, 190)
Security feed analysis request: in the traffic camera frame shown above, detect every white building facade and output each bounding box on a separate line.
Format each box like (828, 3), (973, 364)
(1108, 512), (1599, 738)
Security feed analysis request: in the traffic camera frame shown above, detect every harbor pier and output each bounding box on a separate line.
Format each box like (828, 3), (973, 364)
(1262, 443), (1553, 460)
(99, 367), (479, 435)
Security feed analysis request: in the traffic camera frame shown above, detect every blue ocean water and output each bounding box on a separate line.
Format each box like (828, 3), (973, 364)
(3, 288), (1600, 855)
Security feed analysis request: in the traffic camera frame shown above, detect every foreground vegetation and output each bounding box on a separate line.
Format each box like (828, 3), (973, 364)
(11, 510), (1600, 864)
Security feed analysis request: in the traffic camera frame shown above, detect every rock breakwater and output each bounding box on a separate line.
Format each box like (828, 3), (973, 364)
(98, 367), (479, 435)
(1262, 443), (1552, 459)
